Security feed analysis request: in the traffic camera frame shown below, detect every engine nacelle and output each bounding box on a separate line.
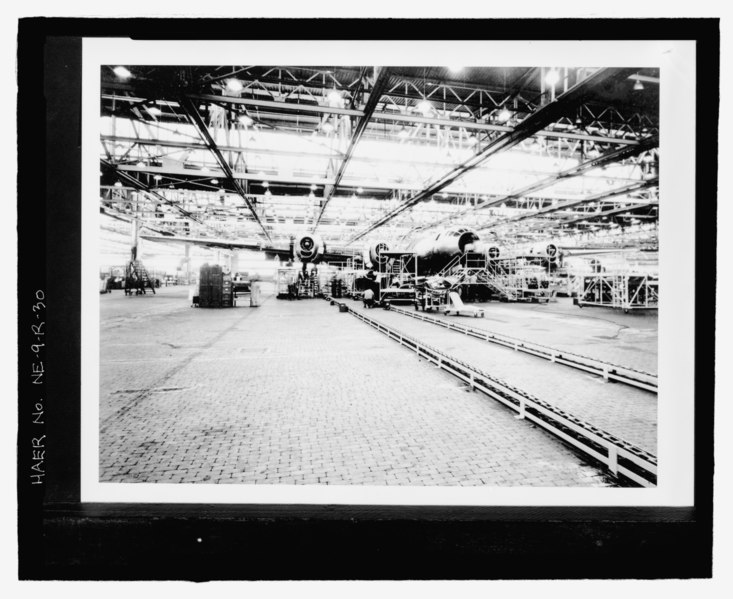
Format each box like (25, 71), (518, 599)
(483, 244), (501, 260)
(295, 234), (324, 263)
(368, 241), (390, 267)
(528, 242), (560, 262)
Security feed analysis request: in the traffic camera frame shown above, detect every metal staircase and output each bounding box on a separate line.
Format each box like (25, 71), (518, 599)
(125, 259), (156, 295)
(435, 252), (518, 301)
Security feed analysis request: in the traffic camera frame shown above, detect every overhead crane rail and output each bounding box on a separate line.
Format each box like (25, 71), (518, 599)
(388, 304), (658, 393)
(327, 296), (657, 488)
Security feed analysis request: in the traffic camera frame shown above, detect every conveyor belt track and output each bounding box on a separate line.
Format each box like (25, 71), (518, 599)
(331, 299), (657, 487)
(388, 305), (658, 393)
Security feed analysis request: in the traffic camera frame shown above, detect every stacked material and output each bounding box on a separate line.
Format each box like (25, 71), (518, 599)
(198, 264), (233, 308)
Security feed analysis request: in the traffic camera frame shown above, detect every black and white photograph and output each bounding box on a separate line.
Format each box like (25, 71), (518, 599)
(83, 38), (698, 507)
(13, 15), (722, 582)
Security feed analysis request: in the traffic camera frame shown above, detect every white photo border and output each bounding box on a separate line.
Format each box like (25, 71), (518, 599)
(82, 38), (696, 506)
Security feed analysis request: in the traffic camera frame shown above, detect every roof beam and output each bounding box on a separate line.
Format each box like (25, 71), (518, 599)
(480, 177), (659, 232)
(104, 91), (643, 147)
(101, 159), (210, 229)
(557, 201), (659, 226)
(417, 135), (658, 231)
(313, 67), (391, 230)
(187, 93), (641, 145)
(347, 67), (636, 244)
(178, 96), (272, 242)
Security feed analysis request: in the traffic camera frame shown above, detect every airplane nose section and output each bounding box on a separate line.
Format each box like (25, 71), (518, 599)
(458, 231), (480, 253)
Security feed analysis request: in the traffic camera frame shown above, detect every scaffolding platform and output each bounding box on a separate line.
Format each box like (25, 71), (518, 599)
(378, 251), (417, 305)
(435, 252), (556, 303)
(575, 273), (659, 312)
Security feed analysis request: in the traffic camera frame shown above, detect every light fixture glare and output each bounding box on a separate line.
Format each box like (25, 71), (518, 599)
(113, 66), (132, 79)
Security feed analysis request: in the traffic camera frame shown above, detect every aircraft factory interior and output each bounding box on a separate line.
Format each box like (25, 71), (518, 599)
(98, 64), (660, 490)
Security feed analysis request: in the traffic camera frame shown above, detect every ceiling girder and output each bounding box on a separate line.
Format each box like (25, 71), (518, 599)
(347, 67), (637, 244)
(104, 90), (644, 147)
(313, 67), (391, 230)
(481, 177), (659, 232)
(418, 135), (659, 232)
(179, 96), (271, 241)
(558, 201), (659, 226)
(101, 158), (210, 228)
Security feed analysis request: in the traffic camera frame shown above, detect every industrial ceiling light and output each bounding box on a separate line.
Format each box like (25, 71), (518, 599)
(264, 190), (272, 196)
(262, 181), (269, 188)
(153, 174), (162, 181)
(448, 66), (463, 73)
(114, 181), (122, 187)
(545, 69), (560, 87)
(497, 108), (512, 123)
(226, 79), (244, 93)
(633, 78), (645, 91)
(327, 89), (341, 104)
(310, 184), (317, 191)
(113, 66), (132, 79)
(136, 161), (146, 167)
(321, 121), (335, 133)
(238, 113), (254, 126)
(397, 127), (409, 139)
(210, 179), (219, 185)
(467, 135), (478, 146)
(147, 106), (161, 116)
(417, 99), (432, 116)
(357, 187), (363, 194)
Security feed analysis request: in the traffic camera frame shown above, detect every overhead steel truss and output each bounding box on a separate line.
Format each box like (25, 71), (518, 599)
(100, 158), (224, 237)
(313, 67), (391, 229)
(557, 200), (659, 227)
(413, 135), (658, 233)
(100, 66), (659, 243)
(178, 96), (272, 241)
(347, 67), (637, 244)
(480, 177), (659, 232)
(105, 90), (645, 148)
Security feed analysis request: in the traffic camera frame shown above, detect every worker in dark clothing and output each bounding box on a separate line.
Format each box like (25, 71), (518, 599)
(363, 287), (375, 308)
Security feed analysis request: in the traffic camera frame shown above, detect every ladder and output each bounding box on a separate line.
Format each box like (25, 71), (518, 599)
(125, 259), (156, 295)
(435, 252), (517, 301)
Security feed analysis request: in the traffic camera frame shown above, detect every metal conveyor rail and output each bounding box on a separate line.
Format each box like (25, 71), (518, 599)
(333, 300), (657, 487)
(388, 305), (658, 393)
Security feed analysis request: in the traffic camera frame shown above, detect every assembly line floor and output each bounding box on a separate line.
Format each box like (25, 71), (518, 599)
(99, 285), (612, 487)
(349, 299), (657, 453)
(423, 296), (658, 375)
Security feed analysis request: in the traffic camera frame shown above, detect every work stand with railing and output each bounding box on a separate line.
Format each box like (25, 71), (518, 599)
(435, 253), (556, 303)
(378, 251), (418, 305)
(575, 273), (659, 312)
(276, 267), (321, 299)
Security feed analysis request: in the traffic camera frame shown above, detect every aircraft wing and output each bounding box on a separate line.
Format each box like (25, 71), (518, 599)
(321, 248), (362, 264)
(558, 246), (641, 257)
(139, 234), (362, 264)
(139, 233), (292, 259)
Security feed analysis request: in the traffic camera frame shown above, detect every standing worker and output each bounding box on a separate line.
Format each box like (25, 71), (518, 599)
(363, 287), (375, 309)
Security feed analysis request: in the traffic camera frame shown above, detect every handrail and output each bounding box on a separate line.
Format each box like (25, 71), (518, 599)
(330, 297), (657, 487)
(388, 304), (657, 393)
